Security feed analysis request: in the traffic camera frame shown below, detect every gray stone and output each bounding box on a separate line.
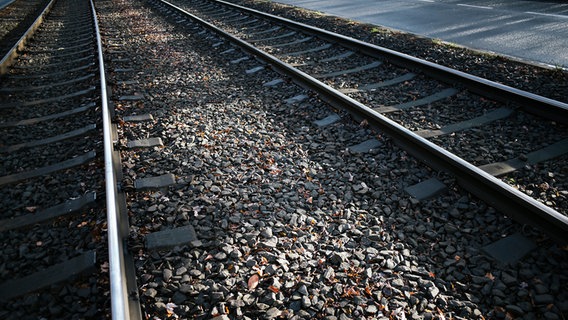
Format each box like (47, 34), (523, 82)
(189, 269), (202, 277)
(265, 264), (278, 276)
(427, 285), (440, 299)
(391, 278), (405, 287)
(302, 295), (312, 307)
(259, 236), (278, 248)
(297, 284), (309, 296)
(366, 304), (378, 314)
(534, 283), (549, 294)
(323, 266), (335, 281)
(501, 272), (517, 286)
(289, 300), (302, 311)
(163, 269), (172, 282)
(266, 307), (281, 319)
(242, 294), (255, 305)
(261, 227), (273, 238)
(534, 294), (554, 305)
(172, 292), (187, 304)
(329, 252), (349, 264)
(544, 312), (560, 320)
(505, 305), (524, 316)
(215, 252), (227, 260)
(144, 288), (157, 298)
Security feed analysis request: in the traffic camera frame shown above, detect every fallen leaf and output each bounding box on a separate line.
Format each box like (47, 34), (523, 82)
(268, 285), (280, 293)
(342, 286), (360, 297)
(166, 302), (177, 316)
(547, 303), (555, 310)
(248, 274), (260, 290)
(100, 261), (109, 273)
(436, 307), (446, 320)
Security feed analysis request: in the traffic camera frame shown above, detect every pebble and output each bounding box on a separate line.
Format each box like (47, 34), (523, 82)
(534, 294), (555, 305)
(163, 269), (172, 282)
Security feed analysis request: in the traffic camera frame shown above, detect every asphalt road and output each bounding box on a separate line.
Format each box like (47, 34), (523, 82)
(0, 0), (14, 10)
(274, 0), (568, 67)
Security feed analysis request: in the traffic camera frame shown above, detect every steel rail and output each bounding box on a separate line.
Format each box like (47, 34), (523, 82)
(0, 0), (55, 74)
(156, 0), (568, 244)
(91, 0), (142, 319)
(208, 0), (568, 125)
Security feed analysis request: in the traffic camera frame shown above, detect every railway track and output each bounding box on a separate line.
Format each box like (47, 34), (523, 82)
(97, 0), (566, 318)
(0, 0), (138, 318)
(1, 0), (567, 318)
(155, 0), (568, 244)
(0, 0), (52, 71)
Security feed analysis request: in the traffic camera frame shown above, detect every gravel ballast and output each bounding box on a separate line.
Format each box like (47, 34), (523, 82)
(173, 0), (568, 217)
(95, 0), (568, 319)
(229, 0), (568, 104)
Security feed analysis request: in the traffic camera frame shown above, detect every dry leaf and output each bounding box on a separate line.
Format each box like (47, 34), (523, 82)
(268, 285), (280, 293)
(100, 261), (109, 273)
(166, 302), (177, 316)
(342, 286), (360, 297)
(248, 274), (260, 290)
(436, 307), (446, 320)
